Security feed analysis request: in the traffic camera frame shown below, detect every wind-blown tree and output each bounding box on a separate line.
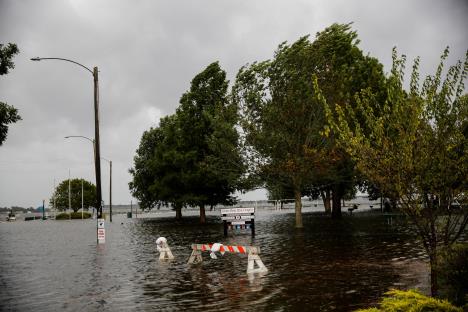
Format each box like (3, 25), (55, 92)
(308, 23), (387, 218)
(322, 48), (468, 296)
(129, 115), (190, 219)
(51, 179), (96, 212)
(232, 23), (386, 226)
(130, 62), (244, 223)
(233, 42), (325, 228)
(176, 62), (244, 223)
(0, 43), (21, 146)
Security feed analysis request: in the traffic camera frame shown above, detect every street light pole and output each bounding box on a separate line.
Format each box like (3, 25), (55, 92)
(31, 57), (103, 219)
(93, 66), (103, 219)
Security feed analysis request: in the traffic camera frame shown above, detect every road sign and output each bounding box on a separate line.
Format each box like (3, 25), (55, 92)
(221, 215), (255, 221)
(221, 207), (255, 237)
(221, 207), (255, 215)
(97, 219), (105, 244)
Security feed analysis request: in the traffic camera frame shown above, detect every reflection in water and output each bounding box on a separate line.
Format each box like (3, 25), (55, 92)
(0, 211), (430, 311)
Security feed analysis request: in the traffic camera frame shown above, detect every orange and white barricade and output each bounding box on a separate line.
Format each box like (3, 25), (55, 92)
(187, 243), (268, 274)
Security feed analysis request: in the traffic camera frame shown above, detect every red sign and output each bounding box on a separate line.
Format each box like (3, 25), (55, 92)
(97, 228), (105, 243)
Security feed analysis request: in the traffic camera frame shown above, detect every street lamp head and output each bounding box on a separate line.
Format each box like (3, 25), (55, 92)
(31, 57), (41, 61)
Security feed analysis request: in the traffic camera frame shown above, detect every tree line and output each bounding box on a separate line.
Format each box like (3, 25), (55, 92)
(129, 23), (467, 297)
(129, 23), (390, 224)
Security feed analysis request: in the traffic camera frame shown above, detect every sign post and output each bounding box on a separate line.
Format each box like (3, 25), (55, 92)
(220, 207), (255, 237)
(97, 218), (105, 244)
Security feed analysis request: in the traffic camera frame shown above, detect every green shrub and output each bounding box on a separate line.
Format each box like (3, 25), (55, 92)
(70, 211), (92, 219)
(356, 289), (462, 312)
(55, 212), (92, 220)
(55, 213), (71, 220)
(438, 244), (468, 307)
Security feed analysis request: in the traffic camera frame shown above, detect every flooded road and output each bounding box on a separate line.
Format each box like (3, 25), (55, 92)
(0, 210), (429, 311)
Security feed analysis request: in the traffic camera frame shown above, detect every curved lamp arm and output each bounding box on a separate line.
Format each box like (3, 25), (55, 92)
(31, 57), (93, 75)
(64, 135), (94, 144)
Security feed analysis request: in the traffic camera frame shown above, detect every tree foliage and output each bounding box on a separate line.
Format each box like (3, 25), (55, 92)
(0, 43), (19, 75)
(129, 115), (191, 218)
(51, 179), (96, 212)
(130, 62), (244, 222)
(0, 43), (21, 146)
(232, 23), (386, 226)
(437, 244), (468, 307)
(0, 102), (21, 146)
(322, 47), (468, 296)
(176, 62), (244, 222)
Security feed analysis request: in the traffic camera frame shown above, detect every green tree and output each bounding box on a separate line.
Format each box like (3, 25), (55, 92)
(176, 61), (244, 223)
(233, 41), (324, 228)
(0, 43), (21, 146)
(322, 47), (468, 296)
(130, 62), (244, 222)
(129, 115), (190, 219)
(309, 23), (387, 218)
(232, 23), (386, 227)
(51, 179), (96, 212)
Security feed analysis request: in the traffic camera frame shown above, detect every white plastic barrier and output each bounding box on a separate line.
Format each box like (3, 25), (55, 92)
(187, 243), (268, 274)
(156, 237), (174, 260)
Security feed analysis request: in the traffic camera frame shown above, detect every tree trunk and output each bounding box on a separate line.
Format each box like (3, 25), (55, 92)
(430, 252), (438, 297)
(175, 204), (182, 220)
(294, 188), (303, 228)
(199, 204), (206, 224)
(321, 189), (331, 214)
(429, 213), (438, 297)
(331, 184), (342, 219)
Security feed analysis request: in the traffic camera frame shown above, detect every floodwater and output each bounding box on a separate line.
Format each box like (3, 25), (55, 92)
(0, 209), (429, 311)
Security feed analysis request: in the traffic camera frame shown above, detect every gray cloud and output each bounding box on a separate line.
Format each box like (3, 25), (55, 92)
(1, 0), (467, 207)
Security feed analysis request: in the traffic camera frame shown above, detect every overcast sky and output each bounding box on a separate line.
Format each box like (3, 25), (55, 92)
(0, 0), (467, 208)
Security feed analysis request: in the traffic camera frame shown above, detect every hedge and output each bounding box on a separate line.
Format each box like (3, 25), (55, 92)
(356, 289), (462, 312)
(55, 212), (92, 220)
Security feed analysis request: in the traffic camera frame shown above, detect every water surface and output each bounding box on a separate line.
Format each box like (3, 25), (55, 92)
(0, 210), (429, 311)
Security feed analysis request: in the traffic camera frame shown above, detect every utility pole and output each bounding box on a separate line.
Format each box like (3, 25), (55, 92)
(93, 67), (103, 219)
(109, 160), (112, 222)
